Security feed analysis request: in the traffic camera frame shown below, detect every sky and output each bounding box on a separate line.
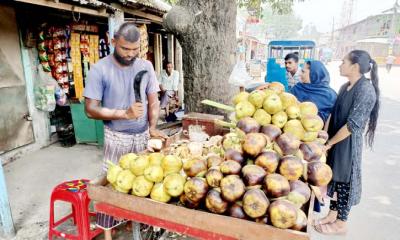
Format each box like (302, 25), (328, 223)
(293, 0), (398, 33)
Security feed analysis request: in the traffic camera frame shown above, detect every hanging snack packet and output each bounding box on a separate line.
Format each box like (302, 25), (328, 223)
(54, 50), (63, 62)
(39, 51), (49, 62)
(53, 38), (62, 50)
(38, 41), (46, 51)
(41, 61), (51, 72)
(38, 30), (45, 41)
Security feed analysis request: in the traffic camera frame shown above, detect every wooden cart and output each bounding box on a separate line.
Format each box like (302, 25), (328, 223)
(88, 184), (314, 240)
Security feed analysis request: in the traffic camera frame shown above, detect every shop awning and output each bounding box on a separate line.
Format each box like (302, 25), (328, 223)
(126, 0), (171, 13)
(14, 0), (117, 17)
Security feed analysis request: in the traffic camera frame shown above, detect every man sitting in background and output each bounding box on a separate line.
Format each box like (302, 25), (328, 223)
(285, 52), (302, 90)
(159, 62), (180, 118)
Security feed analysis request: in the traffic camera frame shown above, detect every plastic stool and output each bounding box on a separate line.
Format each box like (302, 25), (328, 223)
(48, 179), (103, 240)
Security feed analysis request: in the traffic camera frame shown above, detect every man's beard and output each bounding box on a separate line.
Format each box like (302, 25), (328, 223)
(114, 51), (136, 66)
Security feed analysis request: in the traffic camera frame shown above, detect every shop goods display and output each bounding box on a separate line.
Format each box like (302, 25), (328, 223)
(106, 82), (333, 232)
(138, 24), (148, 59)
(36, 22), (102, 99)
(37, 26), (71, 94)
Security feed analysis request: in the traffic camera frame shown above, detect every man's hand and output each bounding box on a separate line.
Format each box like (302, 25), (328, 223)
(125, 102), (144, 119)
(149, 127), (168, 140)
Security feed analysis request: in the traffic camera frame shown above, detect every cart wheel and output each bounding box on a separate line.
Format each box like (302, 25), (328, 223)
(132, 222), (141, 240)
(132, 222), (167, 240)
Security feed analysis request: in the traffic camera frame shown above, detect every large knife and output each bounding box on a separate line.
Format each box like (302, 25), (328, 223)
(133, 70), (148, 103)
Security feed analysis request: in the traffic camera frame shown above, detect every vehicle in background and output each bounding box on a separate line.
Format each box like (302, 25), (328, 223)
(318, 47), (333, 65)
(265, 40), (316, 91)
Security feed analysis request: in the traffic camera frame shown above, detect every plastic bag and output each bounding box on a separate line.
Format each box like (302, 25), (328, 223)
(55, 85), (67, 106)
(228, 60), (252, 87)
(34, 68), (57, 111)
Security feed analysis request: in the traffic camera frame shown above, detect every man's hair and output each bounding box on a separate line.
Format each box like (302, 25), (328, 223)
(114, 22), (140, 42)
(165, 61), (173, 68)
(285, 53), (299, 63)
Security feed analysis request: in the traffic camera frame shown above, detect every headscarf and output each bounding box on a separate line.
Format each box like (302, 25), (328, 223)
(290, 60), (337, 122)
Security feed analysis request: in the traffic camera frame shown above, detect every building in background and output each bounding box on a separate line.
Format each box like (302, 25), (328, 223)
(335, 0), (400, 64)
(0, 0), (178, 164)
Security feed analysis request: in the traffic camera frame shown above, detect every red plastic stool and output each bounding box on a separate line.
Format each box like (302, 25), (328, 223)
(48, 179), (103, 240)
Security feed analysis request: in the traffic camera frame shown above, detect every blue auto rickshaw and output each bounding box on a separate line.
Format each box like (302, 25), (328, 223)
(265, 40), (316, 91)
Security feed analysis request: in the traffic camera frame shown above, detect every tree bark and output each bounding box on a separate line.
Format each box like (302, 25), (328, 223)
(164, 0), (237, 114)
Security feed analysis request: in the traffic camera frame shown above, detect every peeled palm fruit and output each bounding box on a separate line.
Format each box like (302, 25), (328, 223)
(235, 101), (256, 119)
(161, 155), (182, 176)
(233, 91), (250, 105)
(106, 160), (123, 184)
(253, 109), (271, 126)
(115, 169), (135, 192)
(163, 173), (186, 197)
(248, 90), (267, 109)
(130, 155), (149, 176)
(131, 176), (154, 197)
(144, 165), (164, 183)
(149, 152), (164, 166)
(119, 153), (137, 169)
(150, 183), (171, 203)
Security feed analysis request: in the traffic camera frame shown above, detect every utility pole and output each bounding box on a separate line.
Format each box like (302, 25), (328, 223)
(330, 17), (335, 49)
(0, 159), (15, 239)
(340, 0), (357, 28)
(388, 0), (399, 55)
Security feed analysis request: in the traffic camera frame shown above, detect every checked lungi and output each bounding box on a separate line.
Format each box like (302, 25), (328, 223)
(96, 126), (149, 230)
(160, 90), (175, 108)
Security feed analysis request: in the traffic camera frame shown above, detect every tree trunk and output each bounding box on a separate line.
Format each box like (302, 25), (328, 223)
(164, 0), (237, 114)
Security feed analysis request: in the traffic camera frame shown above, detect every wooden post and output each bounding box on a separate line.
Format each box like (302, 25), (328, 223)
(167, 34), (174, 64)
(154, 33), (162, 76)
(175, 39), (184, 109)
(0, 161), (15, 239)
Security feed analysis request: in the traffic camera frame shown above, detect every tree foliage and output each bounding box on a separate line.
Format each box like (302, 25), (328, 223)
(238, 0), (302, 15)
(165, 0), (301, 14)
(164, 0), (179, 5)
(260, 7), (303, 40)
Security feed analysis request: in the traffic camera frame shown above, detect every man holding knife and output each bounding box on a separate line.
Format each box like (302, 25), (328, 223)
(84, 22), (167, 240)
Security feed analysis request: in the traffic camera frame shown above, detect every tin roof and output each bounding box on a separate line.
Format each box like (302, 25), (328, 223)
(126, 0), (171, 13)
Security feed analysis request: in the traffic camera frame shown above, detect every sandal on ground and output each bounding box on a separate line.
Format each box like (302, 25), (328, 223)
(314, 222), (347, 235)
(312, 217), (335, 226)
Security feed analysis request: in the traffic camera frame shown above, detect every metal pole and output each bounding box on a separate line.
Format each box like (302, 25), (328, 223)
(0, 160), (15, 239)
(389, 1), (399, 55)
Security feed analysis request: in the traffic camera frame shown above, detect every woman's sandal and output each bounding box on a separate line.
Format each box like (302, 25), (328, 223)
(312, 211), (338, 226)
(314, 222), (347, 235)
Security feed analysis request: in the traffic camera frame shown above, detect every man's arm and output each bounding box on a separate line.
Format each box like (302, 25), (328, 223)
(159, 84), (166, 92)
(148, 93), (160, 129)
(158, 73), (166, 92)
(85, 98), (143, 120)
(147, 93), (167, 139)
